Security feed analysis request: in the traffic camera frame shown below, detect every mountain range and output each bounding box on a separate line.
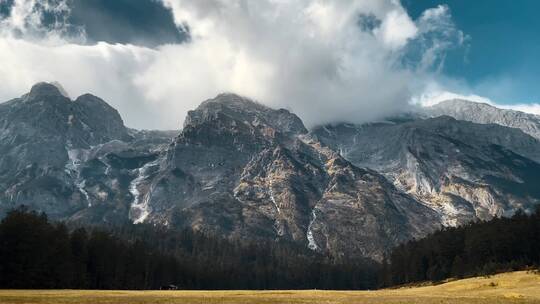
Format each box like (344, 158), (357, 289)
(1, 82), (539, 261)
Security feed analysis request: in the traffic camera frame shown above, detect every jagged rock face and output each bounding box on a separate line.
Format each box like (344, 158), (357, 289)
(0, 83), (172, 221)
(1, 84), (539, 261)
(301, 141), (440, 259)
(1, 83), (130, 148)
(313, 117), (540, 227)
(124, 94), (440, 260)
(183, 94), (308, 136)
(426, 99), (540, 140)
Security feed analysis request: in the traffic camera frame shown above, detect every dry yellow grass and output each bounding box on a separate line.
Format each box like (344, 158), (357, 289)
(1, 271), (539, 304)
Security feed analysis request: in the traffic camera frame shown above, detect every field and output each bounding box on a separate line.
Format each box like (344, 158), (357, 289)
(0, 271), (539, 304)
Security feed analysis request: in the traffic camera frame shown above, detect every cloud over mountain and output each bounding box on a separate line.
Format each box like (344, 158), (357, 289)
(0, 0), (465, 129)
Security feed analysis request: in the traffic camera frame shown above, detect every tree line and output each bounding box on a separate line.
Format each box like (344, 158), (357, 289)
(383, 208), (540, 286)
(0, 207), (379, 290)
(2, 206), (540, 290)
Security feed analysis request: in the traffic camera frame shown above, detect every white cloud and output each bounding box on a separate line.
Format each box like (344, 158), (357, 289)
(374, 9), (417, 50)
(411, 5), (466, 72)
(412, 90), (493, 107)
(0, 0), (83, 42)
(498, 103), (540, 116)
(0, 0), (465, 129)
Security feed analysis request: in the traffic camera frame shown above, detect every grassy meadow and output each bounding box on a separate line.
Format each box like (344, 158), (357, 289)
(0, 271), (539, 304)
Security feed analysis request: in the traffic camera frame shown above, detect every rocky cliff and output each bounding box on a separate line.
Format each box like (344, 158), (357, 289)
(426, 99), (540, 140)
(1, 84), (539, 261)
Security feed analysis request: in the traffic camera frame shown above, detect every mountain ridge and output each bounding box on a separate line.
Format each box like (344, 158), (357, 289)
(1, 83), (539, 260)
(425, 98), (540, 140)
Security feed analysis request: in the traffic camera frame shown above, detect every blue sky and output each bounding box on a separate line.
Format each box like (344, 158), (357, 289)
(404, 0), (540, 105)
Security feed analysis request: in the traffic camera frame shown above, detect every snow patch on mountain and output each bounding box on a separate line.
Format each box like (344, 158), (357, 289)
(65, 144), (92, 206)
(268, 184), (280, 214)
(129, 159), (160, 224)
(306, 208), (319, 251)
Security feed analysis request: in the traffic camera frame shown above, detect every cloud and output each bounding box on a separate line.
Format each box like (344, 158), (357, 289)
(0, 0), (465, 129)
(498, 103), (540, 116)
(68, 0), (185, 47)
(412, 89), (493, 107)
(374, 8), (417, 49)
(403, 5), (467, 72)
(0, 0), (83, 42)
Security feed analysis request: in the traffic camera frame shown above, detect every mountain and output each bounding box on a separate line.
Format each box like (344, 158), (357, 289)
(0, 82), (173, 223)
(124, 93), (439, 260)
(426, 99), (540, 140)
(312, 116), (540, 227)
(1, 83), (539, 261)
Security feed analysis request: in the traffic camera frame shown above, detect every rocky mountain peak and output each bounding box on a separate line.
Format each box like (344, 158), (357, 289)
(426, 99), (540, 140)
(437, 98), (492, 108)
(74, 93), (129, 139)
(75, 93), (110, 107)
(26, 82), (67, 100)
(0, 82), (130, 148)
(184, 93), (307, 136)
(203, 93), (262, 109)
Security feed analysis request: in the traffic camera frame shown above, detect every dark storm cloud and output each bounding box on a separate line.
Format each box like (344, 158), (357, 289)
(0, 0), (187, 47)
(69, 0), (187, 47)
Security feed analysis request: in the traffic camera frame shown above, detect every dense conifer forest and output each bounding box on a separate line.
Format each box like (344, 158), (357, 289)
(0, 207), (378, 290)
(383, 208), (540, 286)
(1, 207), (539, 290)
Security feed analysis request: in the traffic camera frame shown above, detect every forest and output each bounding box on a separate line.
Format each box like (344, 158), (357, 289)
(0, 207), (378, 290)
(383, 208), (540, 286)
(1, 206), (539, 290)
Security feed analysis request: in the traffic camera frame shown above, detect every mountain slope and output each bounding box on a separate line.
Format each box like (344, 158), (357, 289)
(312, 117), (540, 226)
(0, 82), (173, 222)
(426, 99), (540, 140)
(130, 94), (439, 260)
(1, 84), (539, 260)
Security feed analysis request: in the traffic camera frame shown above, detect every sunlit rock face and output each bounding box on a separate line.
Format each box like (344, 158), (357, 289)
(1, 83), (539, 261)
(0, 82), (171, 223)
(142, 93), (439, 261)
(312, 116), (540, 228)
(426, 99), (540, 140)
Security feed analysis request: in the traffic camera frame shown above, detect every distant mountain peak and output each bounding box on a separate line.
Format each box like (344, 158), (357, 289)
(195, 93), (273, 117)
(434, 98), (493, 108)
(75, 93), (116, 111)
(50, 81), (70, 98)
(211, 92), (259, 105)
(184, 93), (307, 136)
(27, 82), (67, 100)
(425, 98), (540, 140)
(1, 82), (131, 149)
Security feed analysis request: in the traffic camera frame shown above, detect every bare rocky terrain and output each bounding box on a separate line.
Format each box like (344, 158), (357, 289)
(1, 82), (539, 260)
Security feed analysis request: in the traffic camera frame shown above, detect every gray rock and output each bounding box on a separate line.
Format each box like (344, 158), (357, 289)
(312, 116), (540, 227)
(0, 82), (171, 222)
(1, 83), (539, 261)
(426, 99), (540, 140)
(136, 94), (439, 260)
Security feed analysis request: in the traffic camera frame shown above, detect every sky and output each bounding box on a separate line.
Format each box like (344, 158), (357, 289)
(404, 0), (540, 111)
(0, 0), (538, 129)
